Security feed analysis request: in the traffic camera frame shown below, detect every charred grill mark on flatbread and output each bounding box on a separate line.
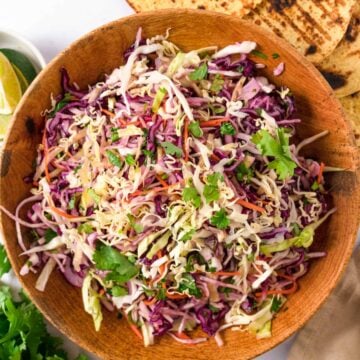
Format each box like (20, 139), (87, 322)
(270, 0), (296, 13)
(321, 71), (347, 89)
(305, 44), (318, 55)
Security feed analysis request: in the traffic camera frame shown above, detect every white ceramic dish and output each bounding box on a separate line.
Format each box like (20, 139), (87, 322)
(0, 28), (46, 72)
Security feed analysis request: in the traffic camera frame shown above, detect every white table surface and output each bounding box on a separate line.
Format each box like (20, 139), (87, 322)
(0, 1), (358, 359)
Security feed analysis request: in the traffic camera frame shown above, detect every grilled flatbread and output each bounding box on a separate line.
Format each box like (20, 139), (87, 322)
(340, 91), (360, 147)
(318, 3), (360, 98)
(244, 0), (355, 64)
(126, 0), (263, 17)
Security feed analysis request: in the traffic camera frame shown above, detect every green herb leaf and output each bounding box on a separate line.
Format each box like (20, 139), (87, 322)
(237, 65), (244, 73)
(125, 154), (136, 166)
(160, 141), (183, 158)
(93, 245), (138, 283)
(0, 245), (11, 276)
(106, 150), (122, 168)
(179, 229), (195, 242)
(156, 286), (166, 300)
(271, 297), (283, 312)
(78, 223), (93, 234)
(292, 223), (301, 236)
(50, 93), (72, 116)
(73, 165), (81, 174)
(111, 286), (128, 297)
(75, 355), (89, 360)
(44, 229), (58, 243)
(210, 74), (224, 93)
(127, 214), (144, 234)
(203, 172), (223, 203)
(220, 122), (236, 136)
(111, 127), (120, 142)
(188, 121), (203, 138)
(209, 304), (220, 313)
(251, 50), (268, 60)
(210, 208), (230, 229)
(236, 163), (254, 182)
(252, 128), (297, 180)
(189, 63), (208, 81)
(178, 273), (202, 298)
(152, 87), (167, 113)
(142, 149), (155, 159)
(272, 53), (280, 59)
(182, 186), (201, 208)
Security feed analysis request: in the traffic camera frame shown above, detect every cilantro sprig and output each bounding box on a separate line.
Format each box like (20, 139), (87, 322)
(203, 172), (224, 203)
(93, 245), (138, 283)
(160, 142), (183, 158)
(189, 63), (208, 81)
(210, 208), (230, 229)
(252, 128), (297, 180)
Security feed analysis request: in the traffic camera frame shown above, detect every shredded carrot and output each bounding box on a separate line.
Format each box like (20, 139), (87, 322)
(318, 162), (325, 183)
(176, 331), (191, 340)
(118, 118), (127, 127)
(166, 292), (188, 300)
(129, 324), (143, 340)
(128, 181), (183, 199)
(183, 117), (189, 162)
(210, 153), (221, 162)
(42, 130), (51, 183)
(213, 271), (242, 276)
(99, 289), (105, 296)
(101, 108), (115, 118)
(155, 174), (168, 188)
(49, 205), (80, 219)
(236, 198), (265, 213)
(199, 118), (229, 128)
(143, 297), (157, 306)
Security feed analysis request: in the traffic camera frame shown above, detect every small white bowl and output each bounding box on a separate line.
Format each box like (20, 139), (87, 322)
(0, 28), (46, 73)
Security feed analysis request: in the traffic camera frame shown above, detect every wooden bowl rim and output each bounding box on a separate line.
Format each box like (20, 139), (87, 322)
(0, 8), (359, 359)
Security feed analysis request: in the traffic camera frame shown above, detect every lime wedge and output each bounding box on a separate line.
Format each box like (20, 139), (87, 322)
(0, 52), (22, 115)
(0, 48), (37, 84)
(12, 64), (29, 93)
(0, 113), (12, 139)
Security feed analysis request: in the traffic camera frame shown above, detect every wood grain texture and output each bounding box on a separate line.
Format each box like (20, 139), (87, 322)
(0, 9), (359, 360)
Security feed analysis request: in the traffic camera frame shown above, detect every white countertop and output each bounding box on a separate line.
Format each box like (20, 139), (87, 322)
(0, 1), (357, 359)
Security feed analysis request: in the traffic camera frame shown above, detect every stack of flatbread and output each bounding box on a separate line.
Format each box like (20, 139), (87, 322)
(126, 0), (360, 147)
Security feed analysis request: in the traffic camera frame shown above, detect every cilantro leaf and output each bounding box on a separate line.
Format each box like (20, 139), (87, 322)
(0, 245), (10, 276)
(160, 141), (183, 158)
(189, 63), (208, 81)
(111, 286), (128, 297)
(311, 180), (319, 191)
(44, 229), (58, 243)
(110, 127), (120, 142)
(49, 93), (72, 117)
(182, 186), (201, 208)
(220, 122), (236, 135)
(0, 285), (69, 359)
(106, 150), (122, 168)
(125, 154), (136, 166)
(188, 121), (203, 138)
(93, 245), (138, 283)
(179, 229), (195, 242)
(203, 172), (223, 203)
(237, 65), (244, 73)
(252, 128), (297, 180)
(272, 53), (280, 59)
(236, 163), (254, 182)
(271, 297), (283, 312)
(156, 285), (166, 300)
(210, 208), (230, 229)
(142, 149), (155, 160)
(251, 50), (268, 60)
(178, 273), (202, 298)
(210, 74), (224, 93)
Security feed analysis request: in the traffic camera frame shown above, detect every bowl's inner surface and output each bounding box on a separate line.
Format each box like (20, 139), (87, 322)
(0, 10), (358, 360)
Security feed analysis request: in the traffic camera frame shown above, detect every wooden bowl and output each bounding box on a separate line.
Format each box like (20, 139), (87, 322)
(0, 9), (359, 360)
